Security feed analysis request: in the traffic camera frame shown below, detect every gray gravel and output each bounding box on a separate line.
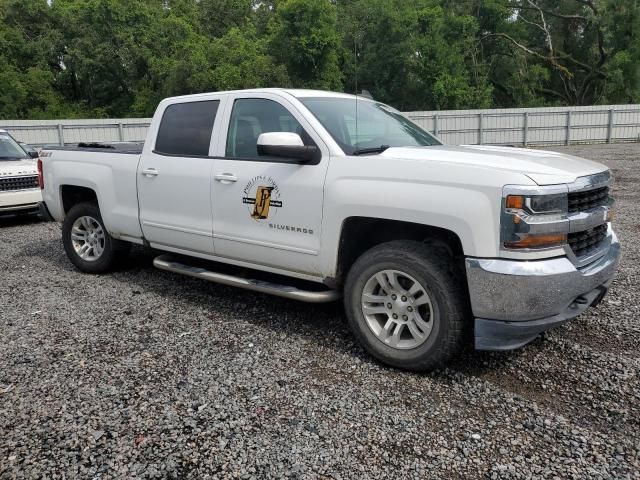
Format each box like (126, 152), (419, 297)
(1, 143), (639, 479)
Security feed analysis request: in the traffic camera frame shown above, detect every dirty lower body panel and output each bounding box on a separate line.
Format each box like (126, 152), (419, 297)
(466, 232), (620, 350)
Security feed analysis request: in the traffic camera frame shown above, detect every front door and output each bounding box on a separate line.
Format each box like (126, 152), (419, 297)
(211, 93), (329, 275)
(138, 97), (223, 255)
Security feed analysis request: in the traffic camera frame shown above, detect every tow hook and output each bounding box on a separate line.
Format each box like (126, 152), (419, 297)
(590, 286), (609, 308)
(575, 296), (589, 305)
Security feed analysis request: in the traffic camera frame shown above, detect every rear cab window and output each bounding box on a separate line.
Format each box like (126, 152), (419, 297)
(155, 100), (220, 157)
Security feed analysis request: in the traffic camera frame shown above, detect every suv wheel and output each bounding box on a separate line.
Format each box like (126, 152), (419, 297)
(344, 240), (469, 371)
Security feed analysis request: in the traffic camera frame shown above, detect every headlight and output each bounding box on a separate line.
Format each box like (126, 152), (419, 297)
(505, 193), (568, 214)
(502, 189), (569, 250)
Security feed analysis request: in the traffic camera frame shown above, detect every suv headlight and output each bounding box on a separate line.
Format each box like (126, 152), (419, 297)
(501, 187), (569, 250)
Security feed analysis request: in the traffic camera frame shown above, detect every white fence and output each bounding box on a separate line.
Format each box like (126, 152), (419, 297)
(406, 104), (640, 146)
(2, 104), (639, 147)
(1, 118), (151, 147)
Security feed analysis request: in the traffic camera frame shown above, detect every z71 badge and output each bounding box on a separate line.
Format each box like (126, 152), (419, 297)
(242, 176), (282, 221)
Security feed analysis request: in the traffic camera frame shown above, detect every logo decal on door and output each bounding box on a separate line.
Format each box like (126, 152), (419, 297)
(242, 176), (283, 221)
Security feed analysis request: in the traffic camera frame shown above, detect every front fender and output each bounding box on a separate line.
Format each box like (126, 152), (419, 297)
(319, 157), (536, 279)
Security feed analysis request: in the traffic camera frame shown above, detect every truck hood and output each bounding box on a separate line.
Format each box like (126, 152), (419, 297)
(0, 159), (37, 177)
(380, 145), (608, 185)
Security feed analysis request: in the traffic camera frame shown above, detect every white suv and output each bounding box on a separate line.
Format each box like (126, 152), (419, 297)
(0, 129), (41, 215)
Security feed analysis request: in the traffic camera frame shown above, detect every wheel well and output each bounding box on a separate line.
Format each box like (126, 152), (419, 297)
(335, 217), (465, 285)
(61, 185), (98, 214)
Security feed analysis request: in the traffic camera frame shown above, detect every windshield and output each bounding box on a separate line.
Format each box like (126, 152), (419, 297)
(0, 132), (29, 161)
(300, 97), (440, 155)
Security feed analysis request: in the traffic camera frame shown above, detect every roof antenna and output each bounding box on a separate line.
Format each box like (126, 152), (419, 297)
(354, 35), (359, 150)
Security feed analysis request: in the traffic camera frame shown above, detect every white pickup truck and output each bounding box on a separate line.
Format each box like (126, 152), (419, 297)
(0, 129), (42, 215)
(39, 89), (620, 370)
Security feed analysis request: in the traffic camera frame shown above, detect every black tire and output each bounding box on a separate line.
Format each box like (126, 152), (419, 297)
(62, 202), (129, 273)
(344, 240), (469, 371)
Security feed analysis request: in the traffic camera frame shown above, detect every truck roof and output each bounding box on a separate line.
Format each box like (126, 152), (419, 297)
(163, 88), (370, 103)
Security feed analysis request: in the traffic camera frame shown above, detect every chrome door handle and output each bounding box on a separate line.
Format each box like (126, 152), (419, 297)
(214, 173), (238, 183)
(141, 168), (159, 177)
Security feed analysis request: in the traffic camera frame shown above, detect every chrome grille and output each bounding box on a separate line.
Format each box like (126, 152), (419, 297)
(0, 175), (39, 192)
(568, 224), (608, 258)
(567, 173), (612, 261)
(568, 186), (609, 213)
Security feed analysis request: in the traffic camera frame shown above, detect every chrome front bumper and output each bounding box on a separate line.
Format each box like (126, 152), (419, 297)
(466, 230), (621, 350)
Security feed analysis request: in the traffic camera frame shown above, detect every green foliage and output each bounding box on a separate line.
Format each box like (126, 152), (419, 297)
(0, 0), (86, 118)
(482, 0), (640, 106)
(600, 0), (640, 104)
(198, 0), (254, 37)
(129, 15), (290, 116)
(0, 0), (638, 119)
(269, 0), (342, 90)
(338, 0), (491, 111)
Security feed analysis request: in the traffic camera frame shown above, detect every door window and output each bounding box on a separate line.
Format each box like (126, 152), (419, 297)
(155, 100), (219, 157)
(225, 98), (313, 160)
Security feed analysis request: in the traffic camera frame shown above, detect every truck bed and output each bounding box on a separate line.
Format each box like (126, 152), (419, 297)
(45, 142), (144, 155)
(41, 143), (144, 236)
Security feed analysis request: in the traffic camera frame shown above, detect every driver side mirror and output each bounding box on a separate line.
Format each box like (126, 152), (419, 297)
(257, 132), (318, 164)
(19, 142), (39, 158)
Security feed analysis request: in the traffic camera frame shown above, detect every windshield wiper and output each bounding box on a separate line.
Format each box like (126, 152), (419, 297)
(352, 145), (391, 156)
(0, 156), (25, 160)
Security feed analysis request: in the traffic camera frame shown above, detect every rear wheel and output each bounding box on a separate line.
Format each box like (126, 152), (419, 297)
(344, 240), (469, 371)
(62, 202), (129, 273)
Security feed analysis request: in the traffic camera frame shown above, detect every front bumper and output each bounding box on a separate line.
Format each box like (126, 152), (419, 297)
(0, 189), (42, 214)
(466, 230), (620, 350)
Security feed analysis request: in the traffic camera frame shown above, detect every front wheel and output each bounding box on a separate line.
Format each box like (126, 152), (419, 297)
(62, 202), (129, 273)
(344, 240), (469, 371)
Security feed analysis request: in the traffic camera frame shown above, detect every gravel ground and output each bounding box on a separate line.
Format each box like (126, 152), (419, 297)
(1, 143), (639, 479)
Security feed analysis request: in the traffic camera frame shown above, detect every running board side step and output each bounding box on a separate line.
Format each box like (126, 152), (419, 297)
(153, 255), (341, 303)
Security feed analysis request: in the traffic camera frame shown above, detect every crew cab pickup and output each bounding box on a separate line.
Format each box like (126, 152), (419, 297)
(39, 89), (620, 370)
(0, 129), (41, 215)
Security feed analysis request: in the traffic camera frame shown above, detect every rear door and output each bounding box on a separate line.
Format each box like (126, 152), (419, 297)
(210, 92), (330, 275)
(138, 96), (224, 255)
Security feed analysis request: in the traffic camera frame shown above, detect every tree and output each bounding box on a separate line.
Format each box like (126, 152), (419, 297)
(198, 0), (254, 37)
(131, 19), (289, 116)
(600, 0), (640, 104)
(338, 0), (492, 110)
(269, 0), (343, 90)
(51, 0), (166, 117)
(0, 0), (638, 119)
(483, 0), (640, 106)
(0, 0), (83, 118)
